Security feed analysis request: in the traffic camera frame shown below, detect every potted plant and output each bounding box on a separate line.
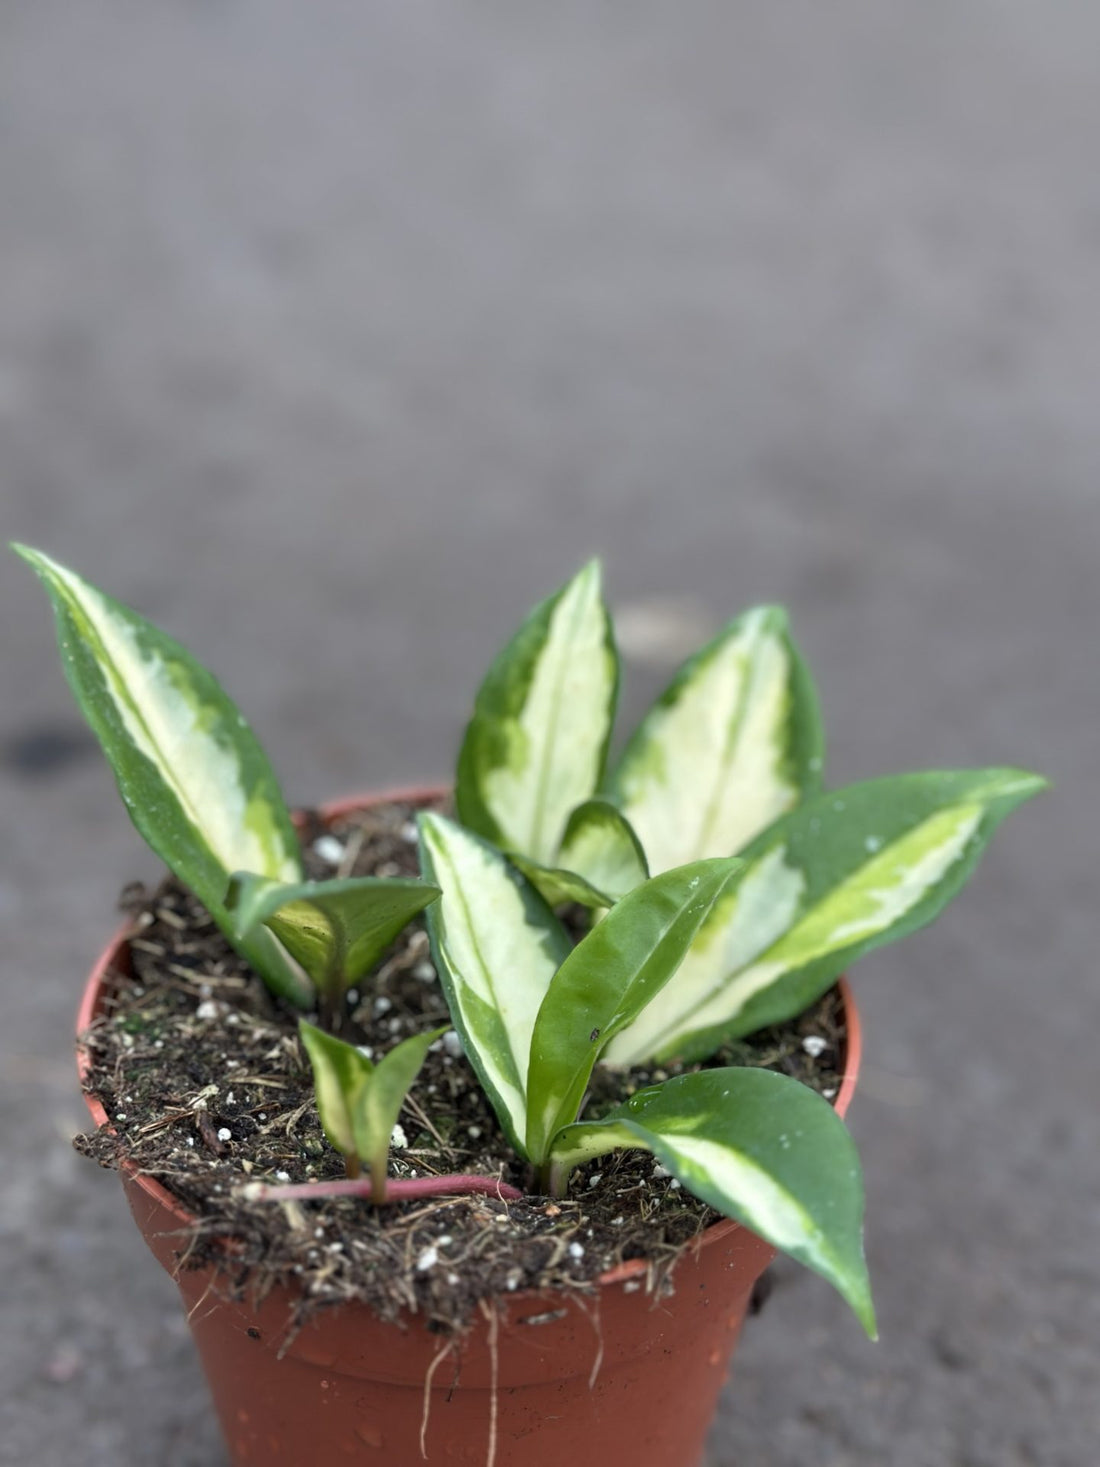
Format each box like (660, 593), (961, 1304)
(16, 547), (1044, 1466)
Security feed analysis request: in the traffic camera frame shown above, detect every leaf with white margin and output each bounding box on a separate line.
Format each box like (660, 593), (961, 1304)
(605, 768), (1047, 1066)
(14, 544), (310, 1006)
(524, 857), (742, 1164)
(229, 872), (440, 997)
(418, 812), (570, 1155)
(456, 560), (620, 866)
(608, 606), (823, 873)
(549, 1067), (875, 1336)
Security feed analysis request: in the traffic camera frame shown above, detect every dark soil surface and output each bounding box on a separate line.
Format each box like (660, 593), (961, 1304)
(76, 800), (846, 1333)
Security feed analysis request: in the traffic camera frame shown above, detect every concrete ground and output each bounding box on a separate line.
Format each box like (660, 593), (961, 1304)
(2, 3), (1098, 1463)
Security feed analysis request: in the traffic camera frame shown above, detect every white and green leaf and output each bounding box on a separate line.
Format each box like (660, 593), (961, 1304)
(524, 857), (742, 1165)
(605, 768), (1047, 1066)
(456, 560), (620, 865)
(550, 1068), (875, 1336)
(15, 545), (309, 1005)
(608, 606), (823, 874)
(556, 799), (649, 901)
(515, 801), (649, 911)
(418, 812), (571, 1154)
(298, 1019), (373, 1160)
(511, 857), (617, 912)
(228, 872), (440, 996)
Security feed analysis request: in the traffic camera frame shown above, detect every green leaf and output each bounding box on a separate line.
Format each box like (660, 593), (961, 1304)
(228, 873), (440, 997)
(524, 857), (742, 1164)
(456, 560), (620, 865)
(14, 544), (309, 1006)
(605, 768), (1047, 1066)
(418, 812), (571, 1155)
(551, 1068), (875, 1336)
(298, 1019), (373, 1159)
(352, 1025), (446, 1194)
(608, 606), (823, 874)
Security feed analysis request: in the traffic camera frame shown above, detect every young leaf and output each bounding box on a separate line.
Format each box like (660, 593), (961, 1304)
(512, 802), (648, 909)
(298, 1020), (373, 1161)
(608, 606), (823, 873)
(351, 1025), (446, 1201)
(418, 812), (571, 1155)
(299, 1021), (444, 1198)
(228, 873), (440, 997)
(511, 858), (617, 912)
(14, 544), (310, 1006)
(456, 560), (620, 866)
(556, 799), (649, 902)
(550, 1068), (875, 1337)
(524, 857), (742, 1165)
(605, 768), (1047, 1066)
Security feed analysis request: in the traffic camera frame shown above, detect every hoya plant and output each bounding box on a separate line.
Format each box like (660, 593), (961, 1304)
(18, 545), (1044, 1337)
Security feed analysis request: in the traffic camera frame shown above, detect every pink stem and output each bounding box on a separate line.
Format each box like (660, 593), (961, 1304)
(252, 1173), (524, 1204)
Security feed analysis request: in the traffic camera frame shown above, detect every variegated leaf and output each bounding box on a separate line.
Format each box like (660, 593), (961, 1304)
(556, 799), (649, 901)
(524, 857), (742, 1164)
(418, 812), (571, 1155)
(15, 545), (309, 1005)
(512, 857), (616, 912)
(516, 802), (649, 910)
(608, 606), (823, 873)
(228, 872), (440, 996)
(456, 560), (620, 866)
(605, 768), (1047, 1066)
(550, 1068), (875, 1336)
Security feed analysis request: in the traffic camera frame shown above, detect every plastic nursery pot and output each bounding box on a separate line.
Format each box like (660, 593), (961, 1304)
(77, 786), (863, 1467)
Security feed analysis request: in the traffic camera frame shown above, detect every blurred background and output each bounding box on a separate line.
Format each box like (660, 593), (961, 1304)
(2, 2), (1097, 1463)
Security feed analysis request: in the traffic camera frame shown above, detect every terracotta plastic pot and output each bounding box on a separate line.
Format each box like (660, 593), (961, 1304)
(77, 787), (862, 1467)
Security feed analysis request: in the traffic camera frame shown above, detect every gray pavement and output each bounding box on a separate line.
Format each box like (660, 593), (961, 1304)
(2, 3), (1098, 1463)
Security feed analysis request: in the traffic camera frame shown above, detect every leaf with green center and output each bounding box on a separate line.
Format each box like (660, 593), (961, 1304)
(608, 606), (823, 874)
(418, 812), (571, 1155)
(550, 1068), (875, 1336)
(228, 873), (440, 999)
(13, 544), (309, 1006)
(605, 768), (1047, 1066)
(352, 1025), (446, 1200)
(456, 560), (620, 866)
(298, 1020), (373, 1160)
(524, 856), (742, 1164)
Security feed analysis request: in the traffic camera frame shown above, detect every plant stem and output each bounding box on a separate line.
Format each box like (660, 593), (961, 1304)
(345, 1154), (361, 1180)
(245, 1174), (524, 1205)
(318, 984), (342, 1034)
(537, 1158), (571, 1199)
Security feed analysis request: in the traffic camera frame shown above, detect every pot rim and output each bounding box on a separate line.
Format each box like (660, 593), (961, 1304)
(75, 784), (863, 1294)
